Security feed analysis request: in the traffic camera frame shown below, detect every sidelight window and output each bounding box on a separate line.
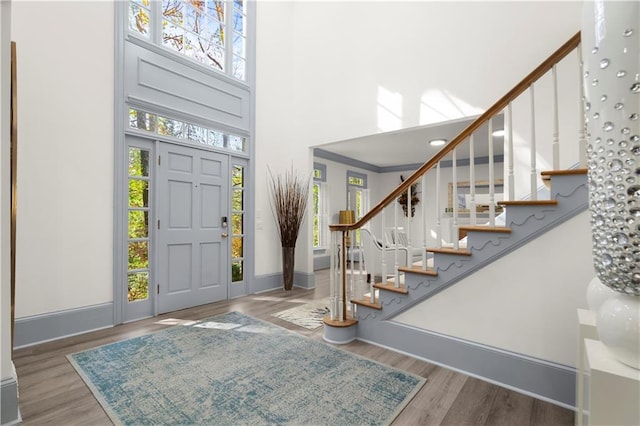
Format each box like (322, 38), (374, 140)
(127, 147), (151, 302)
(231, 164), (245, 282)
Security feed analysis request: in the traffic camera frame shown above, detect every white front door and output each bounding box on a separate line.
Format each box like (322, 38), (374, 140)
(157, 143), (229, 314)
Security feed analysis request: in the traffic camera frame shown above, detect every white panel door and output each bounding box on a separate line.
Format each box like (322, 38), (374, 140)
(158, 143), (228, 313)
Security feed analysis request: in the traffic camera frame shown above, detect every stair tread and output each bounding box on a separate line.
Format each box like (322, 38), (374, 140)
(398, 266), (438, 276)
(323, 315), (358, 327)
(498, 200), (558, 206)
(427, 247), (472, 256)
(373, 282), (408, 294)
(352, 298), (382, 310)
(458, 225), (512, 233)
(540, 168), (587, 176)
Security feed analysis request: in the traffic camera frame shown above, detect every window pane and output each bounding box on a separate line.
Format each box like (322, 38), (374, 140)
(233, 33), (245, 58)
(128, 272), (149, 302)
(233, 8), (244, 34)
(129, 109), (156, 132)
(129, 179), (149, 208)
(232, 189), (243, 211)
(129, 210), (149, 239)
(162, 19), (185, 52)
(129, 148), (150, 177)
(202, 34), (225, 70)
(232, 236), (243, 258)
(183, 31), (199, 59)
(162, 0), (184, 25)
(129, 2), (150, 37)
(208, 130), (224, 147)
(232, 213), (243, 234)
(187, 124), (206, 144)
(232, 165), (244, 187)
(128, 241), (149, 270)
(186, 2), (200, 29)
(228, 135), (245, 152)
(232, 260), (243, 282)
(348, 176), (364, 186)
(206, 0), (225, 23)
(232, 56), (245, 80)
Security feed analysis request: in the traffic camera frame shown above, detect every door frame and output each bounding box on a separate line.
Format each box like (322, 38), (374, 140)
(116, 131), (252, 324)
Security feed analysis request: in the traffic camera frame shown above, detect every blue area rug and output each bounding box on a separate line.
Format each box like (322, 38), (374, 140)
(68, 311), (425, 425)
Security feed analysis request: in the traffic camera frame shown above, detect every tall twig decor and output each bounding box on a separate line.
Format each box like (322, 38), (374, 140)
(268, 166), (310, 290)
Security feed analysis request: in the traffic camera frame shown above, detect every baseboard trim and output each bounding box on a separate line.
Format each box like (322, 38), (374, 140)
(252, 271), (315, 293)
(14, 302), (114, 349)
(314, 255), (330, 270)
(1, 372), (21, 425)
(357, 319), (576, 407)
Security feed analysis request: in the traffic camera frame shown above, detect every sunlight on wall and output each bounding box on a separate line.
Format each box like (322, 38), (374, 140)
(377, 86), (403, 132)
(419, 89), (484, 125)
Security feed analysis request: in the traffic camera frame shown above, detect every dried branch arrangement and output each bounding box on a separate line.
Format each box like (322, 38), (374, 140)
(268, 166), (311, 248)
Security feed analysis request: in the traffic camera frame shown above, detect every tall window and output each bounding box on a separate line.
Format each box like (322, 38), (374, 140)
(128, 148), (151, 302)
(128, 0), (247, 80)
(347, 171), (368, 245)
(313, 163), (328, 249)
(231, 164), (245, 282)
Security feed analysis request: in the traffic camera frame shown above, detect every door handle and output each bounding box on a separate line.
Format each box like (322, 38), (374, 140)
(221, 232), (229, 238)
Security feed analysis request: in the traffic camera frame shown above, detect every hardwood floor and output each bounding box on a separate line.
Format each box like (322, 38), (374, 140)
(12, 269), (574, 425)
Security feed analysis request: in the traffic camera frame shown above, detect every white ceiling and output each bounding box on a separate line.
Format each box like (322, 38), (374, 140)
(313, 115), (504, 169)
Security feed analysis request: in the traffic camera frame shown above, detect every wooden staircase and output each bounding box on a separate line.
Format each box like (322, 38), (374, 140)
(323, 30), (589, 407)
(350, 169), (588, 320)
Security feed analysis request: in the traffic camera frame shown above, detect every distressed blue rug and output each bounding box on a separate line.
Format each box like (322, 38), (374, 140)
(68, 311), (425, 425)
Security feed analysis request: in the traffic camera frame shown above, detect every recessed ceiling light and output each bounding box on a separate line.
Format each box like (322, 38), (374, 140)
(492, 129), (505, 137)
(429, 138), (447, 147)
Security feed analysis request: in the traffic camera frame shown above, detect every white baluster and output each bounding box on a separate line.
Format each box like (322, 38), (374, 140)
(381, 208), (387, 284)
(552, 64), (560, 170)
(453, 148), (459, 249)
(469, 134), (476, 226)
(393, 199), (400, 287)
(421, 173), (428, 270)
(508, 103), (515, 200)
(329, 230), (336, 320)
(530, 84), (538, 200)
(488, 119), (496, 227)
(436, 162), (442, 248)
(406, 185), (412, 258)
(578, 43), (588, 168)
(345, 230), (358, 311)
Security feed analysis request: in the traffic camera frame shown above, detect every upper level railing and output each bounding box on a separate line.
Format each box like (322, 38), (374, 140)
(326, 32), (583, 322)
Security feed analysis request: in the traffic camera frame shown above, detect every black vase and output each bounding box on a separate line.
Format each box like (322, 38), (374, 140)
(282, 247), (295, 291)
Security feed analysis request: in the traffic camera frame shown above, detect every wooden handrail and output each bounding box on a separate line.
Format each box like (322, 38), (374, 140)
(330, 31), (581, 233)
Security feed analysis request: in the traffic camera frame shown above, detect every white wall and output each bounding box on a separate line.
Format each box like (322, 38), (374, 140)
(255, 1), (582, 277)
(11, 1), (114, 317)
(1, 0), (14, 382)
(395, 211), (593, 367)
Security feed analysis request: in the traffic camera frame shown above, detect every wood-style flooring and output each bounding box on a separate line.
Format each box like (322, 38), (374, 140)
(12, 268), (574, 425)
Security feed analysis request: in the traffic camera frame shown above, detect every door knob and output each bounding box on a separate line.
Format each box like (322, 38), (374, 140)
(221, 232), (229, 238)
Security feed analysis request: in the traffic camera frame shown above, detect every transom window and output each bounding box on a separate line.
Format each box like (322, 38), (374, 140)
(129, 108), (247, 153)
(128, 0), (247, 80)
